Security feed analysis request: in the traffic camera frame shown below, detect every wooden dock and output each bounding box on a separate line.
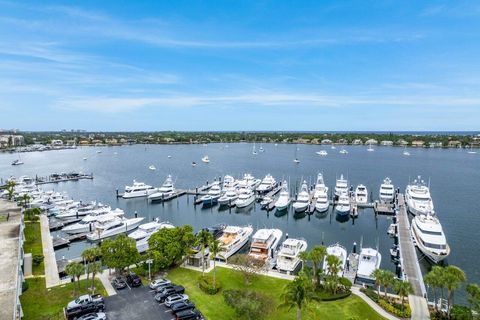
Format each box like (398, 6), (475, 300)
(149, 190), (187, 202)
(373, 200), (395, 215)
(52, 232), (89, 249)
(35, 173), (93, 185)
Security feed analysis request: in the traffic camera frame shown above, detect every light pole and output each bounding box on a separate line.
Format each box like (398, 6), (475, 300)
(146, 259), (153, 281)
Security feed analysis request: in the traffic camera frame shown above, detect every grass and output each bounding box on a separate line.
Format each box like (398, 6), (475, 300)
(166, 267), (386, 320)
(23, 221), (44, 275)
(20, 277), (107, 320)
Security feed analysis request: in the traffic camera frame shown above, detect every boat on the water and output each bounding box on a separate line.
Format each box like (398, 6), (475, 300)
(276, 238), (308, 274)
(148, 165), (156, 171)
(129, 219), (174, 252)
(62, 208), (125, 234)
(122, 180), (157, 199)
(405, 176), (434, 216)
(323, 243), (347, 277)
(379, 177), (395, 203)
(148, 175), (176, 201)
(86, 217), (144, 241)
(202, 156), (210, 163)
(274, 182), (291, 211)
(234, 188), (256, 208)
(248, 228), (283, 264)
(216, 225), (253, 260)
(316, 150), (328, 156)
(334, 174), (348, 198)
(256, 174), (277, 193)
(411, 214), (450, 263)
(355, 184), (368, 204)
(313, 173), (329, 213)
(293, 181), (310, 213)
(335, 192), (351, 215)
(356, 247), (382, 284)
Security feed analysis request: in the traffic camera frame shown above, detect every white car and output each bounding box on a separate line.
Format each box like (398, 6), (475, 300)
(77, 313), (107, 320)
(165, 294), (189, 307)
(149, 278), (171, 290)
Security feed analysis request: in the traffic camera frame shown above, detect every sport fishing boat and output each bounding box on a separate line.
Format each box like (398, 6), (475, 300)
(148, 175), (176, 201)
(411, 214), (450, 263)
(122, 180), (157, 199)
(355, 184), (368, 204)
(129, 219), (175, 253)
(335, 192), (351, 215)
(216, 225), (254, 260)
(405, 176), (434, 216)
(248, 228), (283, 263)
(334, 174), (348, 198)
(86, 217), (144, 241)
(234, 188), (256, 208)
(356, 247), (382, 284)
(256, 174), (277, 193)
(274, 181), (291, 212)
(322, 243), (347, 277)
(293, 181), (310, 213)
(313, 174), (330, 213)
(379, 177), (395, 203)
(276, 238), (308, 274)
(200, 182), (222, 206)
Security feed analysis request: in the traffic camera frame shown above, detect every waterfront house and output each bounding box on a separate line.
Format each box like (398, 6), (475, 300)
(380, 140), (393, 146)
(429, 142), (443, 148)
(396, 139), (408, 146)
(321, 139), (332, 144)
(411, 140), (425, 147)
(337, 138), (348, 144)
(352, 139), (363, 145)
(448, 140), (462, 148)
(365, 139), (378, 145)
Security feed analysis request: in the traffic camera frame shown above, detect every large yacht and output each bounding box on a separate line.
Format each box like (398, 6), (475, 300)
(293, 181), (310, 213)
(322, 243), (347, 277)
(334, 174), (349, 198)
(129, 219), (174, 253)
(276, 238), (308, 274)
(405, 176), (434, 216)
(234, 188), (256, 208)
(379, 177), (395, 203)
(62, 208), (125, 234)
(248, 228), (283, 263)
(313, 174), (330, 213)
(274, 181), (291, 211)
(148, 175), (176, 201)
(86, 217), (144, 241)
(356, 247), (382, 283)
(411, 214), (450, 263)
(122, 180), (157, 199)
(218, 188), (238, 207)
(216, 225), (253, 260)
(256, 174), (277, 193)
(335, 192), (351, 215)
(237, 173), (261, 190)
(355, 185), (368, 204)
(200, 182), (222, 206)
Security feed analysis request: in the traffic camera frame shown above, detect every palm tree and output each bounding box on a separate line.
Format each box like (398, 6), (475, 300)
(371, 269), (385, 297)
(382, 270), (395, 299)
(326, 254), (343, 277)
(65, 262), (84, 295)
(310, 245), (326, 286)
(209, 239), (221, 289)
(89, 262), (102, 294)
(20, 193), (30, 208)
(81, 247), (100, 281)
(443, 265), (466, 314)
(393, 280), (413, 309)
(6, 180), (16, 201)
(425, 266), (444, 311)
(280, 275), (319, 320)
(196, 229), (213, 276)
(466, 283), (480, 316)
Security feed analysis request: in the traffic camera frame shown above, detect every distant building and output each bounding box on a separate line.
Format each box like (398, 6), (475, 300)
(0, 134), (24, 148)
(365, 139), (378, 145)
(50, 139), (63, 146)
(352, 139), (363, 145)
(396, 139), (408, 146)
(337, 138), (348, 144)
(321, 139), (332, 144)
(380, 140), (393, 146)
(411, 140), (425, 147)
(429, 142), (443, 148)
(448, 140), (462, 148)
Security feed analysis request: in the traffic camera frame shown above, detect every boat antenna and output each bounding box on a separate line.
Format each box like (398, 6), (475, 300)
(360, 235), (363, 251)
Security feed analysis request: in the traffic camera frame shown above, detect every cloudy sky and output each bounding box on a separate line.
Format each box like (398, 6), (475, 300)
(0, 0), (479, 131)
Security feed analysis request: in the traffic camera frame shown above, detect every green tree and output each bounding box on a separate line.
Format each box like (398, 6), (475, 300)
(393, 280), (413, 309)
(89, 261), (102, 294)
(196, 229), (213, 276)
(443, 265), (466, 315)
(467, 283), (480, 318)
(425, 266), (445, 311)
(229, 254), (265, 285)
(20, 193), (30, 208)
(6, 180), (16, 200)
(65, 262), (84, 295)
(299, 245), (326, 286)
(209, 238), (221, 289)
(24, 208), (41, 221)
(382, 270), (395, 299)
(100, 234), (140, 274)
(81, 247), (100, 281)
(279, 275), (319, 320)
(371, 269), (385, 297)
(224, 289), (274, 320)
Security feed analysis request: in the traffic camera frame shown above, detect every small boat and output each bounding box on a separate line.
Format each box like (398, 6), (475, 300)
(293, 145), (300, 163)
(260, 196), (273, 209)
(468, 150), (477, 154)
(293, 158), (300, 164)
(202, 156), (210, 163)
(355, 184), (368, 204)
(331, 145), (336, 150)
(293, 181), (310, 213)
(167, 155), (172, 158)
(96, 150), (102, 154)
(11, 159), (24, 166)
(259, 145), (265, 153)
(367, 144), (374, 152)
(83, 157), (87, 161)
(390, 245), (399, 258)
(191, 162), (197, 167)
(149, 165), (156, 171)
(403, 147), (410, 156)
(387, 223), (397, 237)
(316, 150), (328, 156)
(276, 238), (308, 274)
(339, 149), (348, 154)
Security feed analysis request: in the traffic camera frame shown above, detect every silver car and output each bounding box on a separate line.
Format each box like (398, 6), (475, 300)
(148, 278), (171, 290)
(77, 313), (107, 320)
(164, 294), (189, 307)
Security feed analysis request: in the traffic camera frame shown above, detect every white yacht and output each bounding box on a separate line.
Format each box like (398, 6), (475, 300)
(316, 150), (328, 156)
(122, 180), (157, 199)
(222, 175), (238, 189)
(355, 185), (368, 204)
(336, 192), (351, 215)
(248, 228), (283, 263)
(356, 247), (382, 283)
(148, 175), (176, 201)
(323, 244), (347, 277)
(379, 177), (395, 203)
(313, 174), (330, 213)
(293, 181), (310, 213)
(234, 188), (256, 208)
(339, 149), (348, 154)
(274, 182), (291, 211)
(201, 156), (210, 163)
(334, 174), (349, 197)
(237, 173), (261, 189)
(218, 188), (238, 207)
(405, 176), (434, 216)
(411, 214), (450, 263)
(129, 219), (174, 253)
(201, 182), (222, 206)
(62, 209), (125, 234)
(87, 217), (144, 241)
(403, 147), (410, 156)
(276, 238), (308, 274)
(216, 225), (253, 260)
(256, 174), (277, 193)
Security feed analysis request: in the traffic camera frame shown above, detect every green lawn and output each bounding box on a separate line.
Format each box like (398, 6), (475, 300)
(23, 222), (44, 275)
(167, 267), (385, 320)
(20, 277), (107, 320)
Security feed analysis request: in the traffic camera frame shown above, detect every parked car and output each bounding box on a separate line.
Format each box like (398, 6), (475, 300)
(65, 295), (105, 320)
(111, 277), (127, 290)
(154, 285), (185, 302)
(175, 309), (203, 320)
(165, 294), (189, 307)
(154, 283), (175, 293)
(77, 313), (107, 320)
(125, 272), (142, 287)
(171, 301), (196, 313)
(149, 278), (171, 290)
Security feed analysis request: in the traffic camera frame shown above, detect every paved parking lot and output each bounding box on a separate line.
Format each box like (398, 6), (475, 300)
(105, 284), (175, 320)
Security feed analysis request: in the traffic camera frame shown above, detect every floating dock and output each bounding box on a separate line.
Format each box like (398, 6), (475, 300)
(373, 200), (395, 215)
(52, 232), (89, 249)
(35, 173), (93, 185)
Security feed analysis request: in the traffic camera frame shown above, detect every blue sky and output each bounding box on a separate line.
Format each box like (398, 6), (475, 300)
(0, 1), (479, 131)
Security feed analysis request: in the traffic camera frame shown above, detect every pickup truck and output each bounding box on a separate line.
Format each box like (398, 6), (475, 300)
(65, 294), (105, 320)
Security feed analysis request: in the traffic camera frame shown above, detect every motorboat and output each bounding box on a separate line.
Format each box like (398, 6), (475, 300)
(316, 150), (328, 156)
(260, 196), (273, 209)
(62, 209), (125, 234)
(11, 159), (24, 166)
(201, 182), (222, 206)
(216, 225), (253, 260)
(256, 174), (277, 193)
(149, 165), (156, 171)
(293, 181), (310, 213)
(322, 244), (347, 277)
(379, 177), (395, 203)
(274, 182), (291, 211)
(55, 204), (109, 220)
(405, 176), (434, 216)
(191, 162), (197, 167)
(387, 223), (397, 237)
(129, 219), (174, 253)
(356, 247), (382, 283)
(276, 238), (308, 274)
(122, 180), (157, 199)
(222, 175), (238, 189)
(202, 156), (210, 163)
(411, 214), (450, 263)
(259, 145), (265, 153)
(237, 173), (261, 189)
(293, 158), (300, 164)
(87, 217), (144, 241)
(252, 143), (257, 155)
(403, 147), (410, 156)
(339, 149), (348, 154)
(334, 174), (348, 197)
(367, 144), (375, 152)
(234, 188), (256, 208)
(218, 189), (238, 207)
(148, 175), (176, 201)
(314, 174), (330, 213)
(355, 185), (368, 204)
(335, 192), (351, 215)
(248, 228), (283, 263)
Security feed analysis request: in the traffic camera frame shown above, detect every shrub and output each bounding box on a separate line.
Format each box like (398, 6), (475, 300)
(198, 275), (221, 295)
(223, 289), (274, 320)
(22, 281), (29, 293)
(32, 254), (44, 266)
(450, 305), (473, 320)
(377, 298), (411, 318)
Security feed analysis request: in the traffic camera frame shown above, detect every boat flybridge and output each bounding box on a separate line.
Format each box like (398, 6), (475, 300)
(323, 244), (347, 277)
(129, 219), (174, 253)
(218, 176), (239, 207)
(122, 180), (157, 199)
(411, 214), (450, 263)
(355, 184), (368, 204)
(148, 175), (176, 201)
(356, 247), (382, 284)
(86, 216), (144, 241)
(248, 228), (283, 264)
(256, 174), (277, 193)
(379, 177), (395, 203)
(405, 176), (434, 216)
(216, 225), (253, 261)
(234, 188), (256, 208)
(276, 238), (308, 274)
(334, 174), (349, 198)
(336, 191), (351, 216)
(293, 181), (310, 213)
(313, 174), (330, 213)
(274, 181), (291, 211)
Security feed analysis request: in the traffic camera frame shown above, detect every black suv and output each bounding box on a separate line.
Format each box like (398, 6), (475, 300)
(171, 301), (196, 313)
(175, 309), (203, 320)
(125, 272), (142, 287)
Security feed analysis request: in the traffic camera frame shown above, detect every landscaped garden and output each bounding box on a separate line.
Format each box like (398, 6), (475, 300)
(23, 221), (44, 275)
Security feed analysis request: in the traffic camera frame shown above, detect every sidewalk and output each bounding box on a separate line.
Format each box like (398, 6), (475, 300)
(351, 286), (401, 320)
(39, 214), (60, 288)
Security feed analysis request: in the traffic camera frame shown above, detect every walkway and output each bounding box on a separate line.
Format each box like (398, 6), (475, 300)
(351, 286), (400, 320)
(40, 214), (60, 288)
(98, 270), (117, 296)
